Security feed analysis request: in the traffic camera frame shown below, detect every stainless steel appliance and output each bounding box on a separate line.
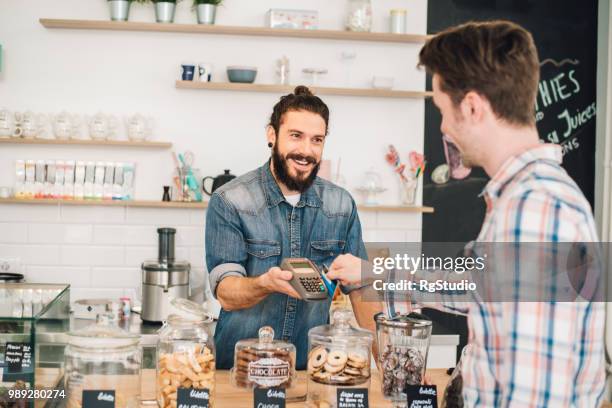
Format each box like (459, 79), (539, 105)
(141, 228), (190, 323)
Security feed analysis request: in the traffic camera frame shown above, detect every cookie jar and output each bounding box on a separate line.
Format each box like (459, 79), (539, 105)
(307, 308), (374, 408)
(157, 298), (216, 408)
(375, 313), (432, 407)
(230, 326), (297, 389)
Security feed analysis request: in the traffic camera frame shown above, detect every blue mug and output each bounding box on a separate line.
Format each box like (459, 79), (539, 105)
(181, 64), (196, 81)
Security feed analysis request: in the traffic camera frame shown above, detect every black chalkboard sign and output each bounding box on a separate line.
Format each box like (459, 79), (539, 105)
(2, 342), (33, 382)
(405, 385), (438, 408)
(253, 387), (285, 408)
(337, 388), (369, 408)
(82, 390), (115, 408)
(177, 387), (210, 408)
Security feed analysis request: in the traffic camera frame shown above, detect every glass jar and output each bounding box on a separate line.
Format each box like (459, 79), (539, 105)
(307, 308), (374, 408)
(64, 315), (142, 408)
(346, 0), (372, 32)
(157, 298), (216, 408)
(230, 326), (296, 389)
(374, 313), (432, 407)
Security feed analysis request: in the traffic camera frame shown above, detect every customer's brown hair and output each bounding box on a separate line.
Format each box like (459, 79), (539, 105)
(268, 86), (330, 136)
(418, 20), (540, 126)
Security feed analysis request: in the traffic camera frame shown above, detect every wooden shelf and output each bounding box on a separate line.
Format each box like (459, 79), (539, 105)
(0, 198), (206, 209)
(40, 18), (430, 44)
(0, 198), (433, 212)
(0, 138), (172, 148)
(176, 81), (432, 99)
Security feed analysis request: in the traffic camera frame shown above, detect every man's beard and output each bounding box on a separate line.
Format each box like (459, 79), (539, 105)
(271, 144), (320, 193)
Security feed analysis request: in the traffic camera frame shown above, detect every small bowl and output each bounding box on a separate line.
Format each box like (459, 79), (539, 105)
(227, 66), (258, 83)
(372, 76), (395, 90)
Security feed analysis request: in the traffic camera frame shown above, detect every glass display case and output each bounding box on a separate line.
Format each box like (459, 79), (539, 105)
(0, 283), (70, 408)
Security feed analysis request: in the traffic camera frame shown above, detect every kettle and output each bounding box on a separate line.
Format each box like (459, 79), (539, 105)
(203, 169), (236, 196)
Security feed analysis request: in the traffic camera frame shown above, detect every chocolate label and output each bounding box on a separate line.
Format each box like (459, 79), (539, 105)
(247, 358), (290, 387)
(253, 387), (285, 408)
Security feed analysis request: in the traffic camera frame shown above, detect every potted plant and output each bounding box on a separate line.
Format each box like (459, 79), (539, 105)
(153, 0), (181, 23)
(107, 0), (148, 21)
(194, 0), (222, 25)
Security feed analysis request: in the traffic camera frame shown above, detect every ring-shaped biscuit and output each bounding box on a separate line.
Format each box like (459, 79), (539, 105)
(326, 350), (348, 367)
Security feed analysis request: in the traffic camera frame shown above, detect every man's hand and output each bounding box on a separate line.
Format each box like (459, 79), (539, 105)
(257, 267), (302, 299)
(327, 254), (364, 286)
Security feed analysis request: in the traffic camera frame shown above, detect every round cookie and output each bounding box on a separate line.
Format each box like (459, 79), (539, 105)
(326, 350), (348, 367)
(308, 347), (328, 372)
(323, 362), (344, 374)
(344, 367), (362, 377)
(347, 352), (367, 368)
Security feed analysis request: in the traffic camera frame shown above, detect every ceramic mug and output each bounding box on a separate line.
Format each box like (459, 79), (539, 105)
(181, 64), (196, 81)
(198, 63), (213, 82)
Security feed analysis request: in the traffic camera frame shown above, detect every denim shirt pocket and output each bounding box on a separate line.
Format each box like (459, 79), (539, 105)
(246, 239), (281, 275)
(310, 240), (346, 268)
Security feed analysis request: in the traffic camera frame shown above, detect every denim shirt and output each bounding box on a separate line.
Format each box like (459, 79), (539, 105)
(205, 162), (367, 369)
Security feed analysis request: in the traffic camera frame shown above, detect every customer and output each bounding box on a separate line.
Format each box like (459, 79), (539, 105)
(206, 86), (378, 369)
(327, 21), (605, 407)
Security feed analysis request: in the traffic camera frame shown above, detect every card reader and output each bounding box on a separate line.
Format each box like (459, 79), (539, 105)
(280, 258), (328, 301)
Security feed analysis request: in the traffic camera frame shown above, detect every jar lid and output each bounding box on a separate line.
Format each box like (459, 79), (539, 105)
(308, 308), (374, 346)
(235, 326), (295, 353)
(374, 312), (432, 329)
(67, 317), (140, 350)
(167, 298), (213, 324)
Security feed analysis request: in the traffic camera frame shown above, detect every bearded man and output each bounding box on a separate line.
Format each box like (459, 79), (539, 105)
(206, 86), (372, 369)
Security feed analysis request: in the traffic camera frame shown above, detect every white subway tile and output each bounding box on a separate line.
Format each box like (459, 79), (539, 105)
(28, 223), (62, 244)
(61, 246), (124, 267)
(376, 212), (422, 230)
(91, 267), (140, 289)
(26, 266), (91, 287)
(176, 226), (204, 246)
(93, 225), (126, 245)
(367, 229), (408, 243)
(188, 247), (205, 268)
(125, 246), (156, 267)
(175, 247), (189, 262)
(60, 205), (125, 224)
(124, 226), (158, 246)
(0, 204), (60, 222)
(405, 229), (422, 242)
(63, 225), (93, 244)
(125, 208), (190, 225)
(0, 223), (28, 243)
(189, 209), (207, 226)
(357, 211), (377, 229)
(0, 244), (60, 265)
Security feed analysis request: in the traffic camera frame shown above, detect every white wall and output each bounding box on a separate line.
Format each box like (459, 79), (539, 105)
(0, 0), (427, 299)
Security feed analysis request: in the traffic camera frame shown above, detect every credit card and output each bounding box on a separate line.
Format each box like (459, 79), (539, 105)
(320, 264), (337, 296)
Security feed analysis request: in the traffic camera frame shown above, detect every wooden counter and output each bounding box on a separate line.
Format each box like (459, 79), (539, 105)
(141, 369), (451, 407)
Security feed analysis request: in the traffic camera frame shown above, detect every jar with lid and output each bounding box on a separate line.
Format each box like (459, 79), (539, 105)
(375, 312), (432, 407)
(230, 326), (296, 390)
(307, 308), (374, 408)
(64, 314), (142, 408)
(157, 298), (216, 408)
(346, 0), (372, 32)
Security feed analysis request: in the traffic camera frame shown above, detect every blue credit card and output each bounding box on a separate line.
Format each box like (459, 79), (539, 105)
(320, 264), (337, 296)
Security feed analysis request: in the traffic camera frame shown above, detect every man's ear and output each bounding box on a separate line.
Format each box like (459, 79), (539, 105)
(461, 91), (486, 124)
(266, 126), (276, 147)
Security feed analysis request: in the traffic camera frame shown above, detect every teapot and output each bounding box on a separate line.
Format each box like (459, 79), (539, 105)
(202, 169), (236, 196)
(21, 111), (48, 139)
(53, 111), (80, 140)
(0, 108), (15, 138)
(125, 113), (153, 141)
(87, 112), (117, 140)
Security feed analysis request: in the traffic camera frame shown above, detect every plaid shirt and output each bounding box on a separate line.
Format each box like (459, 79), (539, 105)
(403, 144), (606, 407)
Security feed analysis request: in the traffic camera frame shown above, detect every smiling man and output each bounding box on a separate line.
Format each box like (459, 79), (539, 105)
(205, 86), (371, 369)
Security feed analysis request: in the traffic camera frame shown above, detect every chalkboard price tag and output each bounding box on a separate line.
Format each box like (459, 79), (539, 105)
(405, 385), (437, 408)
(253, 387), (285, 408)
(2, 342), (33, 382)
(337, 388), (369, 408)
(177, 387), (210, 408)
(82, 390), (115, 408)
